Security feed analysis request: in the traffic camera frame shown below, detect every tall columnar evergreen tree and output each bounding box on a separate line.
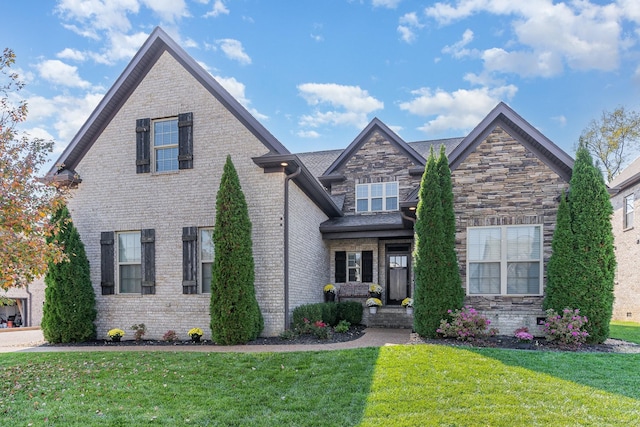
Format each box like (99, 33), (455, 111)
(414, 146), (463, 337)
(436, 145), (464, 308)
(544, 147), (616, 343)
(41, 205), (96, 343)
(210, 155), (263, 345)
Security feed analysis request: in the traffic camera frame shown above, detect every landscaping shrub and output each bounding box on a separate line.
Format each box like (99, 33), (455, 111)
(321, 302), (338, 326)
(436, 306), (497, 341)
(543, 308), (589, 346)
(336, 301), (363, 325)
(292, 303), (323, 329)
(334, 320), (351, 333)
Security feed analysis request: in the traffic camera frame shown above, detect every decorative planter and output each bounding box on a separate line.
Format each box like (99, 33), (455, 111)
(324, 292), (336, 302)
(369, 292), (382, 299)
(405, 307), (413, 315)
(369, 306), (378, 314)
(111, 336), (121, 342)
(191, 335), (201, 343)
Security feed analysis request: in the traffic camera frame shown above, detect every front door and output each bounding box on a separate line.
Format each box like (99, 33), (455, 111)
(386, 245), (410, 305)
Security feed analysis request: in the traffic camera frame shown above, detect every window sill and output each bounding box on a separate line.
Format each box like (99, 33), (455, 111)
(623, 226), (634, 232)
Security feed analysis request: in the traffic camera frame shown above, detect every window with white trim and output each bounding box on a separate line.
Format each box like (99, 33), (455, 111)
(356, 182), (398, 212)
(467, 225), (542, 295)
(624, 194), (634, 229)
(153, 118), (178, 172)
(347, 252), (361, 281)
(200, 228), (214, 293)
(118, 231), (141, 293)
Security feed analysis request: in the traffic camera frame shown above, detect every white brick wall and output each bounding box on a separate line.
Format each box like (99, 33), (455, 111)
(67, 52), (286, 339)
(611, 185), (640, 323)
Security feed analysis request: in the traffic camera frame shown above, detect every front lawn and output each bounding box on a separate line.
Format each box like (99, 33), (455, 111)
(1, 345), (638, 426)
(610, 320), (640, 344)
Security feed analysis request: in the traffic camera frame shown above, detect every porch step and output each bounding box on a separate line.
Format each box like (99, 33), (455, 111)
(363, 306), (413, 329)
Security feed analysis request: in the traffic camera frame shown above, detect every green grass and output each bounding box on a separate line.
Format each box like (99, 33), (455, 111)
(610, 320), (640, 344)
(1, 345), (639, 426)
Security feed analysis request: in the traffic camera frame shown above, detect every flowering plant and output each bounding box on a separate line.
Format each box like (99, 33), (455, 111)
(401, 297), (413, 308)
(323, 284), (336, 293)
(366, 297), (382, 307)
(107, 328), (125, 339)
(368, 284), (382, 294)
(514, 327), (534, 342)
(437, 306), (498, 341)
(542, 308), (589, 346)
(188, 327), (203, 338)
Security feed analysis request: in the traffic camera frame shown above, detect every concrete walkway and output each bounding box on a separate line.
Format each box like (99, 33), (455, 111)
(0, 327), (412, 354)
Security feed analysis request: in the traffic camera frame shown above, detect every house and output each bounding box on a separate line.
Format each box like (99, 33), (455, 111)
(0, 277), (45, 328)
(48, 27), (574, 340)
(608, 157), (640, 323)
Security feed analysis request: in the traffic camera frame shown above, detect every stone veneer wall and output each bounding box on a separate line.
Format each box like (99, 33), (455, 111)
(611, 183), (640, 323)
(287, 181), (330, 324)
(452, 127), (570, 335)
(330, 130), (422, 214)
(67, 51), (286, 339)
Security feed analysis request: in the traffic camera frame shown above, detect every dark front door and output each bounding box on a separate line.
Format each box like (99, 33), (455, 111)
(386, 245), (410, 305)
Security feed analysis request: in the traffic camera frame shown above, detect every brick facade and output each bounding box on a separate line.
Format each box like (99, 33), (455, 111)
(611, 184), (640, 323)
(67, 51), (288, 339)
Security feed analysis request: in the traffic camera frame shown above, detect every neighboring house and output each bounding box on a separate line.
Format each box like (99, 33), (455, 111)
(48, 27), (574, 339)
(0, 277), (45, 328)
(608, 157), (640, 323)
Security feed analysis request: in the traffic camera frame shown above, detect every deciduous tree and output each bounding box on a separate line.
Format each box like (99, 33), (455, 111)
(210, 155), (263, 344)
(0, 48), (64, 290)
(580, 106), (640, 182)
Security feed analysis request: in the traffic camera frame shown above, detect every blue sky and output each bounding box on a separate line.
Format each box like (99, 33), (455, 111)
(3, 0), (640, 169)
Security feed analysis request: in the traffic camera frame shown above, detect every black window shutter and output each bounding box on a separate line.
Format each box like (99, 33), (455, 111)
(136, 118), (151, 173)
(335, 251), (346, 283)
(141, 229), (155, 295)
(362, 251), (373, 282)
(182, 227), (198, 294)
(100, 232), (115, 295)
(178, 112), (193, 169)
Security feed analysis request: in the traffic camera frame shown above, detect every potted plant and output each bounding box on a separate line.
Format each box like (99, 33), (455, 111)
(366, 297), (382, 314)
(188, 327), (204, 342)
(402, 297), (414, 314)
(323, 284), (336, 302)
(107, 328), (125, 342)
(368, 283), (382, 298)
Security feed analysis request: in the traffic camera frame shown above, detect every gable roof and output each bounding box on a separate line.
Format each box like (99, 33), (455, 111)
(448, 102), (574, 182)
(609, 155), (640, 194)
(47, 26), (289, 180)
(319, 118), (426, 184)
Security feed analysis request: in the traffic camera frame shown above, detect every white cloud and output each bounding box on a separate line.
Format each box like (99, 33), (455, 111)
(57, 48), (87, 62)
(140, 0), (189, 22)
(297, 130), (320, 138)
(214, 75), (267, 120)
(90, 31), (149, 64)
(442, 29), (476, 58)
(399, 85), (517, 134)
(216, 39), (252, 65)
(204, 0), (229, 17)
(397, 12), (423, 43)
(551, 115), (567, 126)
(36, 60), (92, 89)
(427, 0), (626, 77)
(297, 83), (384, 129)
(372, 0), (401, 8)
(56, 0), (139, 34)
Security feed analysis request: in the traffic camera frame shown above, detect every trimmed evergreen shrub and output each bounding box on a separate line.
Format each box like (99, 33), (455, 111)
(41, 205), (96, 343)
(336, 301), (363, 325)
(321, 302), (338, 326)
(544, 147), (616, 343)
(292, 303), (323, 329)
(414, 147), (463, 338)
(210, 156), (263, 344)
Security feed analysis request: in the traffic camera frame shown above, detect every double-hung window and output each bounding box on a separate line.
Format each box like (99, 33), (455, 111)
(624, 194), (634, 229)
(334, 251), (373, 282)
(118, 232), (142, 293)
(356, 182), (398, 212)
(467, 225), (542, 295)
(153, 118), (179, 172)
(200, 228), (214, 293)
(347, 252), (361, 282)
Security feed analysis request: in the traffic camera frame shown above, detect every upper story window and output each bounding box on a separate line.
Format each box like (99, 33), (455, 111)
(356, 182), (398, 212)
(153, 118), (178, 172)
(136, 112), (193, 174)
(624, 194), (634, 229)
(467, 225), (542, 296)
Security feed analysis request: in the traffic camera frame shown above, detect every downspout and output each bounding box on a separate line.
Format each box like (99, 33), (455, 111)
(283, 166), (302, 330)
